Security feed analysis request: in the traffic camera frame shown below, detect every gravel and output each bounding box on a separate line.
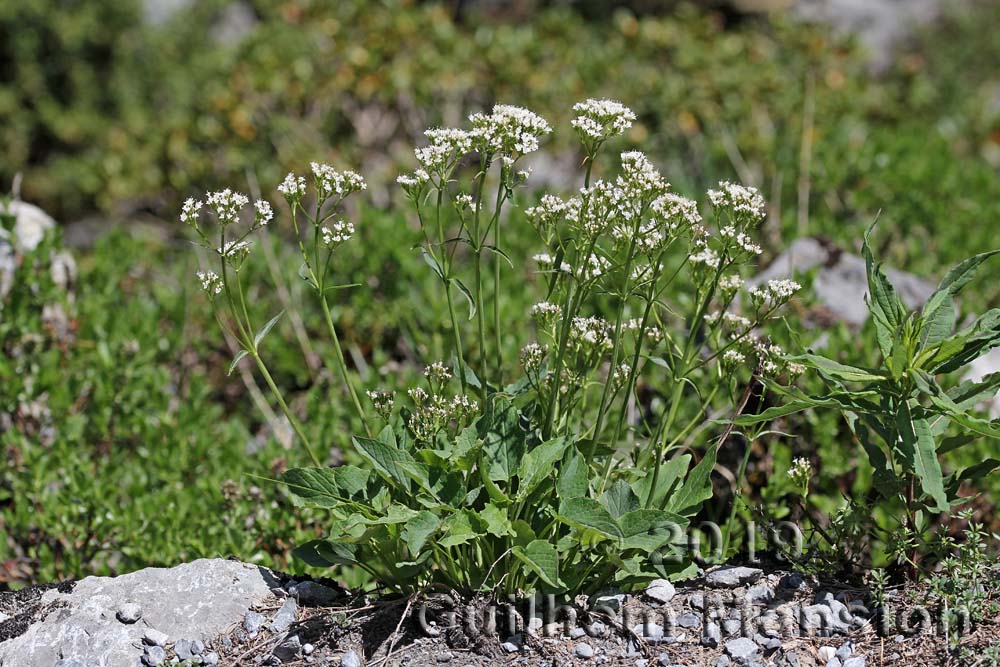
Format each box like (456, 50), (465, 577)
(701, 621), (721, 648)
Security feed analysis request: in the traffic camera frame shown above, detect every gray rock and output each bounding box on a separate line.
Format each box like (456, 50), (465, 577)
(836, 642), (854, 660)
(287, 580), (340, 606)
(689, 594), (705, 610)
(676, 613), (701, 628)
(586, 621), (607, 638)
(751, 237), (934, 327)
(116, 602), (142, 624)
(714, 658), (732, 667)
(702, 622), (721, 647)
(570, 627), (588, 639)
(203, 653), (220, 666)
(746, 584), (774, 604)
(269, 598), (298, 633)
(765, 637), (782, 650)
(244, 610), (266, 635)
(54, 660), (86, 667)
(645, 579), (677, 603)
(705, 566), (764, 588)
(0, 559), (275, 667)
(175, 638), (204, 661)
(143, 628), (169, 647)
(842, 659), (866, 667)
(575, 643), (595, 659)
(142, 646), (166, 666)
(818, 647), (837, 662)
(725, 637), (760, 661)
(780, 574), (805, 590)
(274, 635), (302, 662)
(722, 619), (742, 635)
(827, 659), (842, 667)
(436, 651), (453, 662)
(502, 641), (521, 653)
(657, 652), (671, 666)
(341, 650), (362, 667)
(631, 622), (665, 642)
(302, 643), (315, 655)
(591, 590), (626, 613)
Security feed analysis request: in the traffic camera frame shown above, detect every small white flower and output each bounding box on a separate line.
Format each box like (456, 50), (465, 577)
(206, 189), (250, 226)
(407, 386), (429, 404)
(519, 342), (546, 373)
(469, 104), (552, 157)
(707, 181), (767, 223)
(310, 162), (366, 199)
(424, 361), (453, 383)
(719, 274), (745, 292)
(180, 198), (203, 226)
(454, 193), (474, 209)
(571, 98), (636, 143)
(570, 316), (613, 351)
(748, 279), (801, 306)
(575, 252), (612, 281)
(277, 173), (307, 199)
(218, 239), (252, 260)
(530, 301), (563, 325)
(196, 270), (223, 295)
(532, 253), (571, 273)
(690, 247), (720, 269)
(720, 225), (763, 255)
(320, 219), (355, 248)
(254, 200), (273, 226)
(367, 390), (395, 419)
(651, 193), (702, 230)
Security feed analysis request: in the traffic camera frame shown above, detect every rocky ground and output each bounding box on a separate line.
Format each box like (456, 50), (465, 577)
(1, 559), (996, 667)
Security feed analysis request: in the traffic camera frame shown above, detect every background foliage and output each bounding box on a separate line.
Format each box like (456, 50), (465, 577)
(2, 0), (999, 586)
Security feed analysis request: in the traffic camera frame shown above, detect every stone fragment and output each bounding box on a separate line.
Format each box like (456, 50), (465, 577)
(287, 580), (340, 606)
(645, 579), (677, 603)
(341, 649), (362, 667)
(269, 598), (298, 633)
(116, 603), (142, 624)
(142, 629), (169, 647)
(142, 646), (166, 666)
(725, 637), (760, 661)
(274, 635), (302, 662)
(705, 566), (764, 588)
(575, 643), (595, 659)
(702, 622), (721, 647)
(244, 610), (266, 635)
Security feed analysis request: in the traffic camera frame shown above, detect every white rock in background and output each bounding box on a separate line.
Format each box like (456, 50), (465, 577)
(0, 559), (280, 667)
(963, 346), (1000, 418)
(1, 200), (56, 253)
(751, 237), (935, 327)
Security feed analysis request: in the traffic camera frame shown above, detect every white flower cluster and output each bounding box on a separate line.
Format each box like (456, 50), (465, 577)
(526, 195), (569, 232)
(519, 342), (546, 373)
(751, 338), (786, 376)
(310, 162), (366, 199)
(469, 104), (552, 156)
(254, 200), (273, 226)
(424, 361), (453, 383)
(196, 270), (223, 295)
(719, 274), (744, 292)
(575, 252), (612, 281)
(206, 189), (250, 226)
(789, 457), (813, 490)
(622, 318), (663, 342)
(570, 316), (613, 351)
(720, 225), (762, 255)
(705, 311), (752, 331)
(367, 389), (395, 420)
(277, 172), (307, 200)
(407, 390), (479, 442)
(651, 193), (702, 231)
(454, 193), (474, 210)
(611, 361), (633, 391)
(707, 181), (767, 223)
(218, 239), (252, 261)
(722, 349), (747, 368)
(180, 198), (203, 226)
(571, 98), (636, 143)
(397, 169), (430, 194)
(321, 219), (355, 248)
(530, 301), (563, 327)
(533, 253), (572, 273)
(620, 151), (668, 195)
(748, 279), (802, 307)
(689, 247), (720, 270)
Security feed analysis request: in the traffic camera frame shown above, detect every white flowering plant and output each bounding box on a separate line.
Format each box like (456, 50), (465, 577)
(189, 100), (802, 595)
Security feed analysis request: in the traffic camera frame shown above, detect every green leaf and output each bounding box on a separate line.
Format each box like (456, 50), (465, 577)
(421, 248), (445, 279)
(512, 540), (563, 589)
(632, 455), (690, 508)
(665, 445), (717, 516)
(353, 436), (416, 492)
(402, 511), (441, 555)
(253, 310), (285, 350)
(896, 402), (950, 512)
(516, 437), (570, 500)
(600, 480), (640, 519)
(920, 249), (1000, 348)
(556, 448), (589, 500)
(483, 244), (515, 268)
(947, 373), (1000, 410)
(556, 498), (624, 542)
(332, 465), (370, 497)
(228, 348), (249, 376)
(480, 399), (530, 483)
(863, 222), (906, 360)
(453, 278), (476, 320)
(439, 510), (484, 548)
(619, 509), (686, 553)
(282, 467), (347, 508)
(293, 540), (357, 567)
(796, 354), (888, 383)
(480, 503), (514, 538)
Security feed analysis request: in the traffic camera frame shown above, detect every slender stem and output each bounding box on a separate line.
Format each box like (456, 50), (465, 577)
(471, 160), (489, 403)
(319, 296), (371, 437)
(252, 351), (321, 466)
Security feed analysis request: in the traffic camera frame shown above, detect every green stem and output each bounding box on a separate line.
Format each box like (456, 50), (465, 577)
(319, 296), (371, 437)
(252, 351), (321, 467)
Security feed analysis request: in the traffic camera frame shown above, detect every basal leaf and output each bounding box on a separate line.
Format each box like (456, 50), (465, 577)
(556, 447), (589, 500)
(293, 540), (357, 568)
(512, 540), (563, 589)
(353, 435), (415, 492)
(555, 497), (623, 542)
(664, 445), (717, 516)
(600, 479), (640, 519)
(480, 503), (514, 537)
(619, 509), (686, 553)
(439, 510), (485, 548)
(516, 436), (570, 500)
(480, 399), (530, 483)
(402, 510), (441, 555)
(282, 467), (346, 508)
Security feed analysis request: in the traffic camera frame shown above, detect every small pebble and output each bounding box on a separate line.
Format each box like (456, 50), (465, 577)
(724, 637), (759, 661)
(586, 621), (608, 638)
(657, 653), (672, 666)
(436, 651), (453, 662)
(244, 611), (266, 635)
(701, 622), (721, 648)
(818, 647), (837, 661)
(575, 643), (595, 659)
(836, 642), (854, 661)
(676, 613), (700, 629)
(142, 646), (166, 667)
(570, 627), (587, 639)
(116, 602), (142, 624)
(303, 643), (315, 655)
(175, 639), (198, 661)
(274, 635), (302, 662)
(270, 598), (299, 633)
(142, 628), (169, 647)
(341, 650), (362, 667)
(645, 579), (677, 603)
(502, 641), (521, 653)
(714, 657), (731, 667)
(842, 659), (866, 667)
(203, 653), (220, 666)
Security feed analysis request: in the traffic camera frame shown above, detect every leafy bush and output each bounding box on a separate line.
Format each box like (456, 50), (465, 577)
(186, 100), (806, 594)
(740, 224), (1000, 570)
